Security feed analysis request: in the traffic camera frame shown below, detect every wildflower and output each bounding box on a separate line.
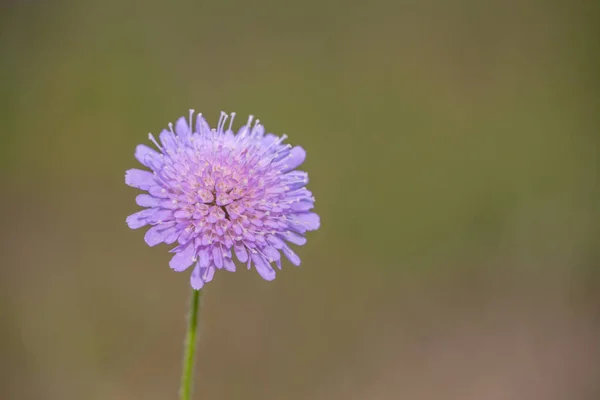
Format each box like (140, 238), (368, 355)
(126, 111), (319, 289)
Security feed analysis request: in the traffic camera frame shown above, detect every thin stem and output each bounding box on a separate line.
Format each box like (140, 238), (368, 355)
(179, 289), (202, 400)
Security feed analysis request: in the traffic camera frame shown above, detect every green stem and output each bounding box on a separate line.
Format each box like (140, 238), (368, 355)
(179, 288), (202, 400)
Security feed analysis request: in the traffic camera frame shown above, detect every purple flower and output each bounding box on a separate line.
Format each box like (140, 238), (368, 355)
(125, 111), (320, 289)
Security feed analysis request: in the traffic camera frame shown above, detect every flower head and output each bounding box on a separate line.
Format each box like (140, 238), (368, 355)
(126, 111), (319, 289)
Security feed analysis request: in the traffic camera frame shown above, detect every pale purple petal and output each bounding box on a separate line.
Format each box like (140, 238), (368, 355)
(212, 246), (223, 269)
(280, 231), (307, 246)
(195, 114), (210, 135)
(149, 185), (170, 198)
(201, 265), (216, 282)
(281, 146), (306, 172)
(144, 224), (177, 247)
(234, 243), (248, 262)
(190, 263), (205, 290)
(223, 257), (236, 272)
(263, 246), (281, 262)
(198, 247), (211, 268)
(175, 116), (190, 140)
(125, 169), (156, 190)
(135, 144), (160, 167)
(160, 199), (180, 210)
(266, 235), (285, 249)
(177, 227), (194, 244)
(289, 212), (320, 233)
(136, 194), (160, 207)
(149, 209), (174, 223)
(126, 209), (153, 229)
(159, 129), (177, 151)
(165, 229), (180, 244)
(291, 201), (314, 212)
(281, 243), (301, 266)
(169, 243), (196, 271)
(251, 252), (276, 281)
(250, 123), (265, 138)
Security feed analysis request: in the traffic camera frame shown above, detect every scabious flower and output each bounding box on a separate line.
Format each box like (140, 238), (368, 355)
(125, 111), (319, 289)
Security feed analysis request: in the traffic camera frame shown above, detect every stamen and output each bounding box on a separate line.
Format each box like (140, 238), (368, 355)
(228, 112), (236, 132)
(148, 133), (163, 151)
(252, 119), (261, 137)
(217, 111), (228, 133)
(260, 143), (293, 166)
(188, 109), (195, 134)
(255, 247), (272, 262)
(263, 134), (288, 152)
(197, 113), (205, 141)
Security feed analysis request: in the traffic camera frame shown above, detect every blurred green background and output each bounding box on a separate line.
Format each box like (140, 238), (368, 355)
(1, 0), (599, 399)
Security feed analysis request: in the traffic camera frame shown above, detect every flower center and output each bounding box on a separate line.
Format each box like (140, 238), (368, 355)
(203, 189), (232, 221)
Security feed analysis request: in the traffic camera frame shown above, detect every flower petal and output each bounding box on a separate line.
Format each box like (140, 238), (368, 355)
(250, 123), (265, 138)
(196, 114), (211, 135)
(291, 200), (314, 212)
(144, 224), (177, 247)
(251, 252), (276, 281)
(281, 243), (301, 266)
(266, 235), (285, 249)
(149, 185), (170, 198)
(165, 229), (180, 244)
(202, 265), (216, 282)
(234, 242), (248, 263)
(177, 227), (194, 244)
(169, 243), (196, 272)
(159, 129), (177, 151)
(280, 231), (306, 246)
(149, 209), (174, 223)
(190, 263), (204, 290)
(212, 245), (223, 269)
(263, 246), (281, 262)
(135, 144), (160, 168)
(198, 247), (211, 268)
(281, 146), (306, 172)
(125, 169), (156, 190)
(289, 212), (320, 233)
(126, 209), (153, 229)
(223, 257), (236, 272)
(136, 194), (160, 207)
(175, 116), (190, 140)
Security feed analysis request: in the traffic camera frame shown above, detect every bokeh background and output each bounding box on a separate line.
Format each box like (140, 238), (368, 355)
(1, 0), (599, 399)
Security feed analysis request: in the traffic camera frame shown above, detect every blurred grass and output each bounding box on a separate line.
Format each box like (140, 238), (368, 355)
(1, 0), (599, 399)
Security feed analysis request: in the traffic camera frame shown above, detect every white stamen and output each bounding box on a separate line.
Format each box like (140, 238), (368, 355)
(228, 112), (236, 132)
(148, 133), (163, 150)
(251, 119), (261, 137)
(188, 109), (195, 134)
(261, 143), (293, 166)
(263, 134), (288, 153)
(255, 247), (272, 262)
(217, 111), (228, 133)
